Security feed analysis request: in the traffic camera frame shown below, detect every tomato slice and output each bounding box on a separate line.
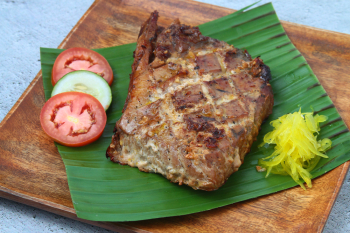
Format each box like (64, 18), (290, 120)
(51, 47), (113, 86)
(40, 92), (107, 147)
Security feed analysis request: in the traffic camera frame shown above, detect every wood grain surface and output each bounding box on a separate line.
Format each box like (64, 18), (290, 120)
(1, 0), (350, 232)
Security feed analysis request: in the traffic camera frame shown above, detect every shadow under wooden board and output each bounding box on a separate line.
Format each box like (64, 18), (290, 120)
(1, 0), (350, 232)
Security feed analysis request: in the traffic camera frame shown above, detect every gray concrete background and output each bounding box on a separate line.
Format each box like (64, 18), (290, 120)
(0, 0), (349, 232)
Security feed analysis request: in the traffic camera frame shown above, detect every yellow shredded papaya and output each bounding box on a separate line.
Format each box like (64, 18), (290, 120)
(259, 109), (332, 190)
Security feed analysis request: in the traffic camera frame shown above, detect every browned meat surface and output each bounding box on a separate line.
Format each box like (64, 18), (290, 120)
(106, 11), (274, 191)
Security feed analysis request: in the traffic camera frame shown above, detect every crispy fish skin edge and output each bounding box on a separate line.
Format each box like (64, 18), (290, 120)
(122, 11), (159, 113)
(106, 11), (159, 160)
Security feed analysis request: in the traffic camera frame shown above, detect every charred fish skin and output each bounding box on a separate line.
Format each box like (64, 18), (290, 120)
(106, 11), (273, 191)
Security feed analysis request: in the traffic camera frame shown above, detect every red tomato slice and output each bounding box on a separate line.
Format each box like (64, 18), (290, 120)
(40, 92), (107, 147)
(51, 47), (113, 86)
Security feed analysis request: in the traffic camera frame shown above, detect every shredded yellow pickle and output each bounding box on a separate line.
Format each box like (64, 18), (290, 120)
(259, 109), (332, 190)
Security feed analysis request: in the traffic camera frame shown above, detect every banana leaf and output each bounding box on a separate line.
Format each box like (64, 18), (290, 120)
(40, 2), (350, 222)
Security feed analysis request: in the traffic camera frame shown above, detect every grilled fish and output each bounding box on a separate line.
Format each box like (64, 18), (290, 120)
(106, 11), (273, 191)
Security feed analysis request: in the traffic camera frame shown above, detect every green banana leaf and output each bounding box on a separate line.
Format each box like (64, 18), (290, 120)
(40, 2), (350, 222)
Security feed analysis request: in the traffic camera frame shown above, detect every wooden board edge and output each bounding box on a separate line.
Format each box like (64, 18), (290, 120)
(0, 71), (42, 128)
(318, 161), (350, 232)
(281, 20), (350, 39)
(0, 0), (350, 232)
(1, 165), (348, 233)
(0, 186), (150, 233)
(57, 0), (101, 49)
(190, 0), (234, 13)
(0, 0), (100, 129)
(190, 0), (350, 39)
(0, 186), (75, 215)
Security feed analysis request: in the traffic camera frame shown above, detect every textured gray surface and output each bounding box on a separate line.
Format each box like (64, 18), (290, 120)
(0, 0), (349, 232)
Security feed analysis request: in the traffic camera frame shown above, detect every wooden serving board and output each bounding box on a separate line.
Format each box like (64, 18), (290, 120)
(1, 0), (350, 232)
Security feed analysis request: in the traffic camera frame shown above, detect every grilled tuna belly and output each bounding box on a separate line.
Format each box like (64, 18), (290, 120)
(106, 11), (274, 191)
